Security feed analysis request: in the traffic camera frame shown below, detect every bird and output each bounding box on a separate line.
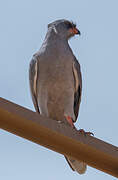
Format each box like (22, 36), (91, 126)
(29, 19), (89, 174)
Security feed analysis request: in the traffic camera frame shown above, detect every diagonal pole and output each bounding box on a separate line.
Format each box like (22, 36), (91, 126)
(0, 97), (118, 177)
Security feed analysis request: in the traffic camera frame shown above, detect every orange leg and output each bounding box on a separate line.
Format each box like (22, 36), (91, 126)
(64, 115), (75, 128)
(64, 115), (94, 136)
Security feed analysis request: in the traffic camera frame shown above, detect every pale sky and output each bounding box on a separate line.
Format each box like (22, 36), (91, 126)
(0, 0), (118, 179)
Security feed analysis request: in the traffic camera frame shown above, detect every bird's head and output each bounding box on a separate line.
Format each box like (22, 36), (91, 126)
(48, 19), (81, 40)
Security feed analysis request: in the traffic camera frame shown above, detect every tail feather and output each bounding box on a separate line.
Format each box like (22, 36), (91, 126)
(65, 156), (87, 174)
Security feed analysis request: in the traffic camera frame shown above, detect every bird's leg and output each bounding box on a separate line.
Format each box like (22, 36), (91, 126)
(64, 115), (94, 136)
(78, 129), (94, 136)
(64, 115), (75, 128)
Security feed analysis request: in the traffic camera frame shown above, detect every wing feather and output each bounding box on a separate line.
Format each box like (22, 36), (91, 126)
(72, 57), (82, 121)
(29, 56), (40, 113)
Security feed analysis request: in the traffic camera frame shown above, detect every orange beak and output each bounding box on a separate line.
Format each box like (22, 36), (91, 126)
(69, 27), (81, 35)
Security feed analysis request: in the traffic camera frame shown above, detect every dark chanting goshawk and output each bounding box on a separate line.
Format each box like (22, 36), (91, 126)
(29, 19), (92, 174)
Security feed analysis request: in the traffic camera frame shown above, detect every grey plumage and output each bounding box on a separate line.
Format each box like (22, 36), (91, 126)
(29, 19), (86, 174)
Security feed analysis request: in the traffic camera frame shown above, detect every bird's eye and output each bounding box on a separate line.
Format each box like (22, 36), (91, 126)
(66, 22), (73, 29)
(72, 23), (76, 28)
(65, 21), (76, 29)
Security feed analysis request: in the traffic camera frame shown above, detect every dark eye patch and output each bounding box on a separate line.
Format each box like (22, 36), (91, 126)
(71, 21), (76, 28)
(65, 21), (76, 29)
(66, 22), (73, 29)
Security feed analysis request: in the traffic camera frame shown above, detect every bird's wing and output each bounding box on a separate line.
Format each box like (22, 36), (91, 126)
(29, 56), (40, 113)
(65, 58), (86, 175)
(72, 57), (82, 121)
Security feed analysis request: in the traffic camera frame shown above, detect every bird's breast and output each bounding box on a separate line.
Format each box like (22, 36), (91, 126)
(37, 57), (75, 121)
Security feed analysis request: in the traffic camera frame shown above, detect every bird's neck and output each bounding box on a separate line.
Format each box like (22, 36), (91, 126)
(43, 28), (69, 47)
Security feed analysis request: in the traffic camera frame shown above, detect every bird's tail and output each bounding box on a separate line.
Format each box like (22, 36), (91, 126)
(65, 156), (87, 174)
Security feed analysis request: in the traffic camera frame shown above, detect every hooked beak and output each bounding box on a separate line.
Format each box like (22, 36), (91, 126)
(69, 27), (81, 35)
(73, 27), (81, 35)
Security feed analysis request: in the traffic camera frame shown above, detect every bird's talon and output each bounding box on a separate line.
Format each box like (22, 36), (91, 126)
(78, 129), (94, 136)
(85, 132), (94, 136)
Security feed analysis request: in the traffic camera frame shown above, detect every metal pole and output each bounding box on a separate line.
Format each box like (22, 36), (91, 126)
(0, 97), (118, 177)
